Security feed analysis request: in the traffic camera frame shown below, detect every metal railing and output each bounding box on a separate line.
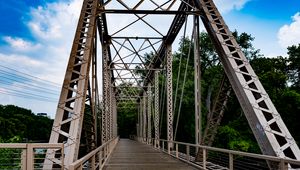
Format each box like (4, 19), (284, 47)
(69, 137), (119, 170)
(0, 143), (64, 170)
(137, 137), (300, 170)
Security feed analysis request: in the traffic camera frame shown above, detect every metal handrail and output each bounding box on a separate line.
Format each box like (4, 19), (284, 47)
(69, 137), (119, 170)
(137, 137), (300, 170)
(0, 138), (119, 170)
(0, 143), (64, 170)
(0, 143), (63, 149)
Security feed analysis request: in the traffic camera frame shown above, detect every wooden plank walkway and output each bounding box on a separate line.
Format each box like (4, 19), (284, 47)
(104, 139), (198, 170)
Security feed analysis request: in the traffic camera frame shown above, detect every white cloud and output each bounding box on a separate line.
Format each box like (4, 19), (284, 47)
(278, 12), (300, 48)
(0, 0), (82, 117)
(28, 1), (81, 42)
(0, 0), (252, 117)
(0, 53), (43, 68)
(1, 0), (83, 84)
(214, 0), (251, 13)
(3, 36), (41, 51)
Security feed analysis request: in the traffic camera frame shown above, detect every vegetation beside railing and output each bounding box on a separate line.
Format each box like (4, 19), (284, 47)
(0, 143), (63, 170)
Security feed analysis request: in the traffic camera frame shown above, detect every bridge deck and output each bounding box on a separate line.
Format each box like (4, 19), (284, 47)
(104, 139), (198, 170)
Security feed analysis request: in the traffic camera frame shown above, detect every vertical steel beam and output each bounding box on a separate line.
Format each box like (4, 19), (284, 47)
(115, 97), (117, 138)
(92, 30), (98, 147)
(147, 84), (152, 143)
(137, 103), (140, 138)
(95, 85), (101, 146)
(193, 15), (201, 145)
(112, 90), (117, 138)
(102, 43), (109, 144)
(143, 93), (147, 141)
(166, 44), (173, 149)
(107, 78), (111, 141)
(139, 101), (142, 140)
(110, 86), (113, 140)
(154, 71), (160, 147)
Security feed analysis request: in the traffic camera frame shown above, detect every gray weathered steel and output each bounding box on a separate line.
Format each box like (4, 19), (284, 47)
(46, 0), (300, 167)
(143, 93), (147, 141)
(166, 44), (174, 149)
(198, 0), (300, 160)
(46, 0), (98, 167)
(154, 71), (160, 147)
(102, 43), (109, 144)
(193, 15), (202, 145)
(147, 85), (152, 143)
(140, 2), (193, 94)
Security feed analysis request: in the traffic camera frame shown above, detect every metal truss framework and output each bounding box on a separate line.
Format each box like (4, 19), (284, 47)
(154, 71), (160, 147)
(143, 92), (147, 141)
(47, 0), (300, 168)
(193, 14), (201, 146)
(147, 85), (152, 144)
(202, 75), (231, 147)
(198, 0), (300, 161)
(45, 0), (99, 168)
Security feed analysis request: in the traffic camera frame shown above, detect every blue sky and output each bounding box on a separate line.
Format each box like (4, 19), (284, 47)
(0, 0), (57, 40)
(0, 0), (299, 118)
(220, 0), (300, 56)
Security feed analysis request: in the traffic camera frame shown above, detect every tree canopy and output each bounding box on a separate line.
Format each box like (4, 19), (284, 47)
(0, 104), (53, 142)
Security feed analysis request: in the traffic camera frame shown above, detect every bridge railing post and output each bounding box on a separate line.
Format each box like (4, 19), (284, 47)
(26, 144), (34, 170)
(99, 149), (103, 169)
(203, 148), (206, 169)
(176, 144), (179, 158)
(91, 155), (95, 169)
(21, 149), (26, 169)
(229, 153), (233, 170)
(280, 159), (288, 170)
(168, 142), (171, 154)
(186, 145), (190, 161)
(69, 164), (74, 170)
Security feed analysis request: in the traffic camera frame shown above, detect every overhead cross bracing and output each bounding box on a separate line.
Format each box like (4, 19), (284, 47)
(43, 0), (300, 169)
(99, 0), (193, 90)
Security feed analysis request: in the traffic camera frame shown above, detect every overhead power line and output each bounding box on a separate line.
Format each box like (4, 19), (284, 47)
(0, 90), (57, 103)
(0, 80), (59, 96)
(0, 73), (60, 93)
(0, 64), (62, 103)
(0, 87), (58, 100)
(0, 64), (61, 87)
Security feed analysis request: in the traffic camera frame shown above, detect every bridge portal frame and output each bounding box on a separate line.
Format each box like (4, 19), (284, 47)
(46, 0), (300, 168)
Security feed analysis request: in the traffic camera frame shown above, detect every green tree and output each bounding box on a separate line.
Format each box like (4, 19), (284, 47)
(117, 100), (137, 138)
(0, 104), (53, 142)
(0, 136), (23, 169)
(287, 44), (300, 90)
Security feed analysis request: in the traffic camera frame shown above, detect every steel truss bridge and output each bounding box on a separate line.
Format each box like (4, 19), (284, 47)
(1, 0), (300, 169)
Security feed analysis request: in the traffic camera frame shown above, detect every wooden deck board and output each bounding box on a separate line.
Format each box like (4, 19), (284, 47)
(104, 139), (198, 170)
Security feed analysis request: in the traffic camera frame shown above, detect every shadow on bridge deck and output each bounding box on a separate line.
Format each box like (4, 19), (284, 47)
(104, 139), (198, 170)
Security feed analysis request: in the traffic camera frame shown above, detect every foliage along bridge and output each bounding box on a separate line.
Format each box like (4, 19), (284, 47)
(1, 0), (300, 169)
